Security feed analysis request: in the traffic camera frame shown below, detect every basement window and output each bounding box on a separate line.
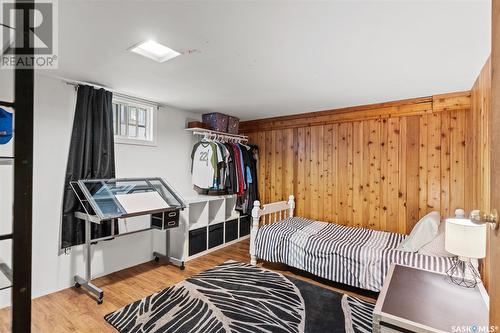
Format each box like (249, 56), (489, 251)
(112, 97), (157, 146)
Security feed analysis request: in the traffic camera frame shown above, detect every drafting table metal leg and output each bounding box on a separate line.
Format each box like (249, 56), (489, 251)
(153, 229), (185, 270)
(74, 218), (104, 304)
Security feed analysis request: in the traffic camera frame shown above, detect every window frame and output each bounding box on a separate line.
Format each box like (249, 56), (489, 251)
(112, 96), (158, 147)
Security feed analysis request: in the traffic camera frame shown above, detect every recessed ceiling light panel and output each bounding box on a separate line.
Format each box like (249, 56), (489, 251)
(129, 40), (181, 63)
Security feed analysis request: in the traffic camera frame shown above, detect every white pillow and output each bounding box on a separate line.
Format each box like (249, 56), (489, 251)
(418, 221), (455, 257)
(397, 211), (440, 252)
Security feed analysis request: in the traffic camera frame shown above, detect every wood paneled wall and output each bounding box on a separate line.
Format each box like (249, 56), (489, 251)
(471, 58), (491, 214)
(470, 59), (492, 292)
(489, 1), (500, 322)
(241, 92), (475, 234)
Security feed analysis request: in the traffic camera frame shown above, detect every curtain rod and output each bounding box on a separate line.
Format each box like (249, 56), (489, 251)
(63, 78), (162, 107)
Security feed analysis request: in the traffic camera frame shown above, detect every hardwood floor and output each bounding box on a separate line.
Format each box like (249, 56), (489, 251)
(0, 239), (376, 332)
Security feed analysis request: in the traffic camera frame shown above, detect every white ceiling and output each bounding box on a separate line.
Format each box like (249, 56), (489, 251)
(46, 0), (491, 121)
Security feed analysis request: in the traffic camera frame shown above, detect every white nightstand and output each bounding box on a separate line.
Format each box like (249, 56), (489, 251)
(373, 264), (489, 333)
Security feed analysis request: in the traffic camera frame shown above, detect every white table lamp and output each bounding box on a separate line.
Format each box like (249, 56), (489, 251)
(445, 218), (486, 288)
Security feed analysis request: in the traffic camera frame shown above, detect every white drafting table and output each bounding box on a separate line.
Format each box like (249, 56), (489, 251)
(70, 177), (186, 304)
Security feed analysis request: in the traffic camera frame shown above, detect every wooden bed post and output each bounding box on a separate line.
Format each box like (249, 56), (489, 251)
(288, 195), (295, 217)
(250, 200), (261, 265)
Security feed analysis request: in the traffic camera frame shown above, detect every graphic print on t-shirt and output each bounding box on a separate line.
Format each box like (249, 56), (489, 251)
(199, 151), (209, 166)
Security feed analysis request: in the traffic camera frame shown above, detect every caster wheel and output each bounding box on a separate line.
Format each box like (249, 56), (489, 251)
(180, 265), (185, 271)
(154, 256), (160, 263)
(97, 299), (103, 305)
(74, 282), (81, 288)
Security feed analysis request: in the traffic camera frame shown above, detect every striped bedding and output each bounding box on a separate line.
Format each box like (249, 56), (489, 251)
(254, 217), (455, 292)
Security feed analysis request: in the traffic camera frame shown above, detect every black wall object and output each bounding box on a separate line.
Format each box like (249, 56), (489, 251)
(11, 33), (34, 333)
(61, 85), (117, 249)
(8, 1), (35, 330)
(12, 66), (33, 333)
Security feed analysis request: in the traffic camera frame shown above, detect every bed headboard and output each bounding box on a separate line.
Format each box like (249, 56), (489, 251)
(251, 195), (295, 224)
(250, 195), (295, 265)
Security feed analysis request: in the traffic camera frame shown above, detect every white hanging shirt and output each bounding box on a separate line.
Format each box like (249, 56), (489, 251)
(191, 142), (215, 189)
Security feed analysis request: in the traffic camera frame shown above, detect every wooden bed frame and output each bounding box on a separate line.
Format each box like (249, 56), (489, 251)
(250, 195), (295, 265)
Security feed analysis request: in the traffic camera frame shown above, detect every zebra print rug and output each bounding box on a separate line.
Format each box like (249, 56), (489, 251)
(105, 261), (374, 333)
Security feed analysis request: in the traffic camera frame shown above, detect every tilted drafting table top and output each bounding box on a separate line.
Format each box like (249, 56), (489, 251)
(71, 177), (186, 223)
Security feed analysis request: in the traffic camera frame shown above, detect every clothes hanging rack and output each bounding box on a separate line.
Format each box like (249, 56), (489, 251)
(186, 127), (248, 144)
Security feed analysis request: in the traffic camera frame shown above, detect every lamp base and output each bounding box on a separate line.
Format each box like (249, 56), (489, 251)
(446, 257), (481, 288)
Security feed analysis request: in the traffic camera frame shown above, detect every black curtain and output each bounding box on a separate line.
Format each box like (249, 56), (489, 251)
(61, 85), (117, 249)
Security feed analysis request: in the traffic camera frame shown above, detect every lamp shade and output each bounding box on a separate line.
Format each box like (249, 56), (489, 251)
(445, 218), (486, 259)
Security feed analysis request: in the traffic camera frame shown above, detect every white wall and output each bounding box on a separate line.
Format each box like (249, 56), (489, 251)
(0, 74), (199, 308)
(0, 69), (14, 295)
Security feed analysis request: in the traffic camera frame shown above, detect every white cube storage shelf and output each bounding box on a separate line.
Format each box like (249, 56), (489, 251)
(168, 194), (250, 262)
(208, 199), (225, 225)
